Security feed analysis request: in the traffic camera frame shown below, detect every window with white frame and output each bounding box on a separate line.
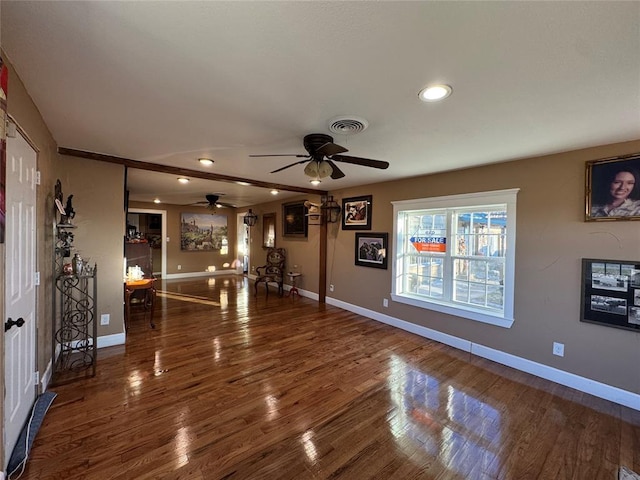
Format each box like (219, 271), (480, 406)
(391, 189), (519, 328)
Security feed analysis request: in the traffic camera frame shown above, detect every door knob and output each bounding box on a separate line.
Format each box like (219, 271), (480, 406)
(5, 317), (25, 332)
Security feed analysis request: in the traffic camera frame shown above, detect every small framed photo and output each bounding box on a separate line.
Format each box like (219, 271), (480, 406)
(355, 232), (388, 269)
(342, 195), (372, 230)
(581, 258), (640, 332)
(585, 153), (640, 221)
(282, 201), (308, 237)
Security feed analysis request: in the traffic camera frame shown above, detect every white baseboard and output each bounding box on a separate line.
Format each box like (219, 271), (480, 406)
(471, 344), (639, 410)
(326, 297), (471, 351)
(41, 359), (53, 392)
(326, 296), (640, 411)
(164, 269), (237, 280)
(247, 274), (319, 301)
(59, 332), (126, 351)
(97, 333), (126, 348)
(283, 284), (319, 301)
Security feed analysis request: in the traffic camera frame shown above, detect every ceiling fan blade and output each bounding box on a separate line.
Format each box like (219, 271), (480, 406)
(270, 159), (310, 173)
(316, 142), (348, 157)
(325, 160), (346, 179)
(330, 154), (390, 170)
(250, 154), (309, 158)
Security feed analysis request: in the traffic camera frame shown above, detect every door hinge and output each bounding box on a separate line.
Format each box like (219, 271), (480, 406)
(33, 371), (40, 385)
(34, 271), (40, 286)
(35, 170), (41, 185)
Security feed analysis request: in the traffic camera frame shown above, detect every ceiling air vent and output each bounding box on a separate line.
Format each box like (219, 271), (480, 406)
(328, 116), (369, 135)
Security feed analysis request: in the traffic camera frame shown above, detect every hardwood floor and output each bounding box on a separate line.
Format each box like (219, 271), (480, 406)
(23, 276), (640, 479)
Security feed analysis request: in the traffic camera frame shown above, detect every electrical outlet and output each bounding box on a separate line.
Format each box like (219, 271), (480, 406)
(100, 314), (110, 326)
(177, 265), (182, 270)
(383, 298), (389, 307)
(329, 284), (334, 292)
(553, 342), (564, 357)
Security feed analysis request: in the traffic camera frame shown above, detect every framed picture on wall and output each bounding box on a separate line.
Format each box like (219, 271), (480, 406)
(180, 212), (228, 251)
(282, 201), (308, 237)
(580, 258), (640, 332)
(585, 153), (640, 221)
(355, 232), (388, 269)
(262, 212), (276, 248)
(342, 195), (372, 230)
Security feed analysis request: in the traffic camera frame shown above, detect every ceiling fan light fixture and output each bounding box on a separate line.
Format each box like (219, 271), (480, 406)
(304, 161), (319, 177)
(304, 160), (332, 179)
(317, 160), (333, 178)
(419, 84), (452, 102)
(198, 158), (214, 166)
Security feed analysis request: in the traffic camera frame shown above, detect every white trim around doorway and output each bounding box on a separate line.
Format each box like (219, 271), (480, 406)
(127, 208), (167, 278)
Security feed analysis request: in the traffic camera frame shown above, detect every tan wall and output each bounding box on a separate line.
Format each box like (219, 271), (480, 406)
(246, 194), (323, 294)
(129, 201), (238, 275)
(327, 139), (640, 394)
(56, 156), (126, 336)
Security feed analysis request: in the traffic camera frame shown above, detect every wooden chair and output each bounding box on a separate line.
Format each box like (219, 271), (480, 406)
(254, 248), (286, 297)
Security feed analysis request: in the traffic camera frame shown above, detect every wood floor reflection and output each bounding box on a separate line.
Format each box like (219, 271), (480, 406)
(25, 276), (640, 479)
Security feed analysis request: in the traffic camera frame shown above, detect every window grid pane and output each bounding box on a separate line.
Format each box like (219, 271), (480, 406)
(399, 206), (507, 314)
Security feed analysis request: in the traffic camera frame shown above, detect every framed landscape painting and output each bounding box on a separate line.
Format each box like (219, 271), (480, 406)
(180, 213), (228, 251)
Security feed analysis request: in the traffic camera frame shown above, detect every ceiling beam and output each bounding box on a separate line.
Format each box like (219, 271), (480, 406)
(58, 147), (328, 196)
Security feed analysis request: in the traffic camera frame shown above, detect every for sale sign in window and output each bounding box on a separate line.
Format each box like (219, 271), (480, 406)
(410, 235), (447, 253)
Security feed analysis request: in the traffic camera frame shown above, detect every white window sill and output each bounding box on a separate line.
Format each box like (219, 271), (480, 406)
(391, 293), (514, 328)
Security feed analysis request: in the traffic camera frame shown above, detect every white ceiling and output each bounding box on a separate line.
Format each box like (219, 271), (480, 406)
(2, 1), (639, 207)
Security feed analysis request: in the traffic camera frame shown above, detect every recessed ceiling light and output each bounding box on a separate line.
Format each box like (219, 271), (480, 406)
(198, 158), (214, 166)
(270, 189), (279, 195)
(153, 198), (161, 204)
(310, 179), (321, 185)
(236, 181), (251, 186)
(177, 177), (190, 184)
(418, 84), (452, 102)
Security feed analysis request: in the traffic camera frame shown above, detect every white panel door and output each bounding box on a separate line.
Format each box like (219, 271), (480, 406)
(3, 128), (37, 463)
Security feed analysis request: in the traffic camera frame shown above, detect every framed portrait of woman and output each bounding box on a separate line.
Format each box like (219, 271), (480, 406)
(585, 153), (640, 221)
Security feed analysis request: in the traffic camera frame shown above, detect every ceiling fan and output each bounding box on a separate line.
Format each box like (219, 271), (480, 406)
(190, 194), (235, 209)
(250, 133), (389, 180)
